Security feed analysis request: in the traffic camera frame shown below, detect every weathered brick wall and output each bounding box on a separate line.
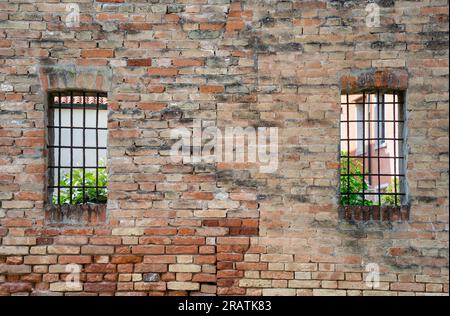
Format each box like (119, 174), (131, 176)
(0, 0), (448, 296)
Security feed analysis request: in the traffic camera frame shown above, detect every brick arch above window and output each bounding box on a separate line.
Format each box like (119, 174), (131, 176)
(38, 64), (112, 93)
(340, 68), (409, 94)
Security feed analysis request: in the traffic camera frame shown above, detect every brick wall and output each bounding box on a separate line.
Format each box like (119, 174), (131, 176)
(0, 0), (448, 296)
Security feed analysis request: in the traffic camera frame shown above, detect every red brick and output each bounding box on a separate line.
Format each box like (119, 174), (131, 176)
(390, 283), (425, 292)
(177, 228), (196, 236)
(111, 255), (142, 264)
(261, 271), (293, 279)
(217, 253), (243, 262)
(199, 246), (216, 254)
(58, 256), (92, 264)
(138, 102), (167, 110)
(217, 244), (249, 253)
(109, 129), (140, 138)
(199, 85), (225, 94)
(148, 68), (178, 77)
(144, 228), (177, 236)
(89, 237), (122, 245)
(143, 255), (176, 264)
(192, 273), (216, 283)
(24, 256), (57, 264)
(3, 218), (33, 227)
(0, 283), (32, 293)
(81, 49), (114, 58)
(165, 14), (180, 23)
(15, 192), (45, 200)
(119, 23), (152, 30)
(199, 23), (225, 31)
(230, 192), (256, 201)
(217, 237), (250, 245)
(148, 85), (165, 93)
(97, 13), (128, 22)
(171, 237), (205, 245)
(139, 237), (171, 245)
(117, 264), (133, 273)
(15, 138), (45, 147)
(173, 58), (204, 67)
(242, 219), (259, 227)
(134, 264), (168, 273)
(203, 220), (219, 227)
(0, 227), (8, 237)
(85, 264), (116, 273)
(194, 255), (216, 264)
(0, 40), (12, 48)
(226, 21), (245, 30)
(229, 227), (258, 236)
(127, 58), (152, 67)
(62, 228), (93, 236)
(84, 282), (116, 292)
(182, 192), (214, 200)
(166, 246), (198, 254)
(421, 7), (448, 14)
(217, 270), (243, 278)
(219, 219), (241, 227)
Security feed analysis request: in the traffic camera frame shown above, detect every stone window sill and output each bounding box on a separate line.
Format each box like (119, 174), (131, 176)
(340, 205), (410, 222)
(45, 203), (107, 226)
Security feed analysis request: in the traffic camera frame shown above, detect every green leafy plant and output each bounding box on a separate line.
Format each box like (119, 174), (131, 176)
(381, 177), (401, 206)
(52, 167), (107, 205)
(340, 152), (374, 206)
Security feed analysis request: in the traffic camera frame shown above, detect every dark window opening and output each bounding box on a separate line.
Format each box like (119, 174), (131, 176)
(340, 91), (406, 208)
(47, 91), (108, 205)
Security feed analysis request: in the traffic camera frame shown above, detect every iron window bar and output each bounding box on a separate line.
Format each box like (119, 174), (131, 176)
(393, 93), (398, 205)
(48, 91), (108, 206)
(362, 92), (366, 204)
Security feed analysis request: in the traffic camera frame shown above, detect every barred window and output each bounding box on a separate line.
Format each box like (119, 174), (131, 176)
(47, 92), (108, 205)
(340, 91), (406, 208)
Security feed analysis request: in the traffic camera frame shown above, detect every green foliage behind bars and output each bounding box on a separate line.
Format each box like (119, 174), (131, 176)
(381, 177), (401, 206)
(340, 152), (374, 206)
(52, 167), (107, 205)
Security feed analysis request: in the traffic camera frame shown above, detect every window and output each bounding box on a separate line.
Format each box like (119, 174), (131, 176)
(340, 91), (406, 208)
(47, 91), (108, 205)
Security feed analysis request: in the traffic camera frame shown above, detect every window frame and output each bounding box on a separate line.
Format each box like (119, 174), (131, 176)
(339, 90), (408, 211)
(46, 90), (108, 206)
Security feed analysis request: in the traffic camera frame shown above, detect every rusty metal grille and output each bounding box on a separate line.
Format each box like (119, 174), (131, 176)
(47, 91), (108, 205)
(340, 91), (406, 207)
